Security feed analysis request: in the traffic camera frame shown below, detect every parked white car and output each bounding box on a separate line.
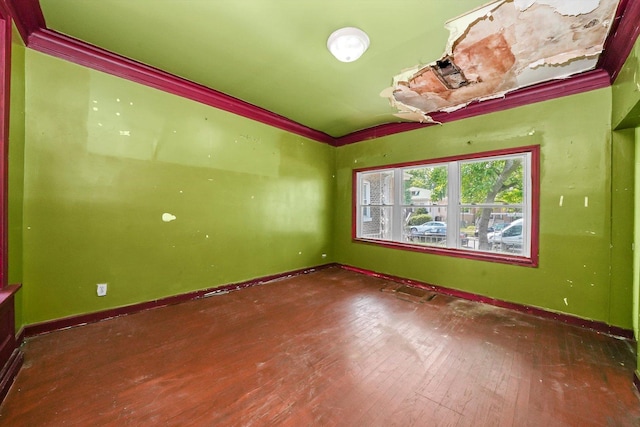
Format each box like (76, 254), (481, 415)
(490, 219), (523, 252)
(409, 221), (446, 234)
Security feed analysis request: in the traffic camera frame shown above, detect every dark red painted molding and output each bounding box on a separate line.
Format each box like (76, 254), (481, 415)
(2, 0), (42, 44)
(5, 0), (640, 146)
(0, 5), (10, 290)
(0, 11), (20, 408)
(0, 284), (22, 405)
(0, 348), (22, 404)
(0, 2), (7, 22)
(340, 264), (635, 340)
(598, 0), (640, 83)
(23, 264), (337, 337)
(335, 70), (611, 145)
(352, 145), (540, 173)
(334, 122), (433, 146)
(0, 283), (19, 307)
(26, 29), (335, 145)
(15, 325), (22, 347)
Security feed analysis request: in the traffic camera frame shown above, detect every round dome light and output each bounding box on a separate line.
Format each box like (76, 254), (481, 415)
(327, 27), (370, 63)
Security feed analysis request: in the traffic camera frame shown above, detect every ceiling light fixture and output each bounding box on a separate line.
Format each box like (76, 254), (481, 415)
(327, 27), (370, 63)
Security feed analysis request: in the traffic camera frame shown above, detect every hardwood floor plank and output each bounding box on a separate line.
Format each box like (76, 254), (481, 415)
(0, 267), (638, 426)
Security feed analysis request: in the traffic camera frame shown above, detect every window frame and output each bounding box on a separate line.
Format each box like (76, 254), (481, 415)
(352, 146), (540, 267)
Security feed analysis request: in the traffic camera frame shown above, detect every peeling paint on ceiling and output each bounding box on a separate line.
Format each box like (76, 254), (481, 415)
(384, 0), (620, 123)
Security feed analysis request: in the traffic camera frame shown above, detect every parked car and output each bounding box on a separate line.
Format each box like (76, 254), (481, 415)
(490, 219), (523, 252)
(423, 226), (447, 241)
(474, 222), (507, 237)
(409, 221), (446, 234)
(487, 222), (509, 241)
(416, 225), (469, 246)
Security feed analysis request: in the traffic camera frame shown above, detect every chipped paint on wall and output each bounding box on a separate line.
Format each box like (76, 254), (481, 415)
(385, 0), (619, 122)
(162, 213), (177, 222)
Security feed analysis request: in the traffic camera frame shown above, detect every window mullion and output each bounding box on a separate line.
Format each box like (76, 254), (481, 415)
(447, 162), (460, 248)
(392, 168), (403, 241)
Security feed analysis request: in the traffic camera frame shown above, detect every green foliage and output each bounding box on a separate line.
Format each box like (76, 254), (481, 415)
(427, 167), (448, 201)
(404, 159), (522, 205)
(407, 214), (432, 226)
(405, 165), (447, 202)
(460, 159), (523, 204)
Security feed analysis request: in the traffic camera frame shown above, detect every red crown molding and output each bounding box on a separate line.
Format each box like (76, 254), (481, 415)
(27, 29), (335, 144)
(5, 0), (640, 146)
(334, 69), (612, 145)
(598, 0), (640, 82)
(334, 122), (433, 146)
(2, 0), (42, 43)
(3, 0), (335, 144)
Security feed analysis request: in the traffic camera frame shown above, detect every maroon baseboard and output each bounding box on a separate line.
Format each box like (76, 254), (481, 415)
(23, 263), (634, 340)
(340, 264), (634, 340)
(15, 327), (23, 347)
(24, 263), (338, 337)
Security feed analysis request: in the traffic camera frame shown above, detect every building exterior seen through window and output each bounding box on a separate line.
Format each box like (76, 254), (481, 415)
(355, 147), (538, 265)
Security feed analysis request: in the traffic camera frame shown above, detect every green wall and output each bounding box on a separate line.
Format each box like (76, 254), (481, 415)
(8, 27), (25, 331)
(612, 33), (640, 130)
(335, 89), (634, 329)
(12, 38), (639, 333)
(610, 128), (634, 329)
(21, 51), (335, 324)
(610, 32), (640, 371)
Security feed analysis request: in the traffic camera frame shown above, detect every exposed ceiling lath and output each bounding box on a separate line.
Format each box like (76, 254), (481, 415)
(383, 0), (620, 123)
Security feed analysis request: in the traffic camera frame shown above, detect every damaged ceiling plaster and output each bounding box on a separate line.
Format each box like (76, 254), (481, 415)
(384, 0), (620, 123)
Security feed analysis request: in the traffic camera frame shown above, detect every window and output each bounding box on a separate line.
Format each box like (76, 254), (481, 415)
(361, 180), (372, 222)
(354, 146), (539, 266)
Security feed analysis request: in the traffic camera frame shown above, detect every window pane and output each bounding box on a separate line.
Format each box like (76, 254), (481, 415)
(361, 181), (372, 222)
(407, 225), (447, 247)
(354, 148), (534, 265)
(403, 165), (448, 206)
(404, 207), (448, 247)
(458, 211), (472, 249)
(360, 206), (393, 240)
(360, 170), (394, 206)
(463, 208), (523, 252)
(492, 218), (524, 255)
(460, 157), (523, 205)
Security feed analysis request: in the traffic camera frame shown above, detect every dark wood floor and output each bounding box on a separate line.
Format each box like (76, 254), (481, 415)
(0, 267), (639, 426)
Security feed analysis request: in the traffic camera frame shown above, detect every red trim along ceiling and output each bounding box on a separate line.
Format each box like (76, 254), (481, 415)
(4, 0), (640, 146)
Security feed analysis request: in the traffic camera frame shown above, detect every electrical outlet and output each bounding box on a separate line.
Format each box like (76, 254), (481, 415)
(97, 283), (108, 297)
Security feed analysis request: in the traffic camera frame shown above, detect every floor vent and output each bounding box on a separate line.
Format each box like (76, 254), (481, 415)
(380, 283), (436, 303)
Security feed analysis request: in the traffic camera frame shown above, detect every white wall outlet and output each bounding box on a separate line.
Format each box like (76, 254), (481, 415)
(97, 283), (108, 297)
